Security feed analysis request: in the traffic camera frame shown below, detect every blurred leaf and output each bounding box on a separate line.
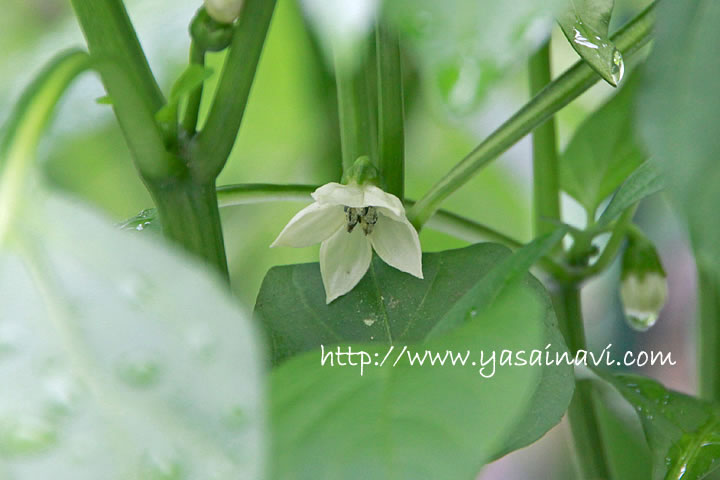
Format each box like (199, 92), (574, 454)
(382, 0), (562, 113)
(558, 0), (625, 86)
(559, 74), (646, 216)
(0, 50), (264, 480)
(597, 372), (720, 480)
(595, 160), (664, 229)
(258, 239), (573, 477)
(636, 0), (720, 262)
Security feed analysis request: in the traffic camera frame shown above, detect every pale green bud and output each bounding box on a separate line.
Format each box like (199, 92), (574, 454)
(203, 0), (244, 24)
(620, 234), (667, 332)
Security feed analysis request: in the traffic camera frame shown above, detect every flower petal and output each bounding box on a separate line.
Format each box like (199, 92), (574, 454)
(271, 202), (345, 248)
(362, 185), (405, 217)
(311, 182), (364, 207)
(312, 182), (405, 218)
(369, 215), (423, 279)
(320, 226), (372, 303)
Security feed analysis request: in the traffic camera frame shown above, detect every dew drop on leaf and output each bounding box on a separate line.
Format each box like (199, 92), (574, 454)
(0, 415), (58, 456)
(116, 356), (162, 388)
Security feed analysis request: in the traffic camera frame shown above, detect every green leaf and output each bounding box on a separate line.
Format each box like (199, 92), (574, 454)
(382, 0), (563, 113)
(596, 372), (720, 480)
(559, 74), (647, 216)
(636, 0), (720, 263)
(558, 0), (624, 86)
(155, 64), (213, 125)
(595, 160), (665, 229)
(258, 238), (573, 477)
(0, 51), (264, 480)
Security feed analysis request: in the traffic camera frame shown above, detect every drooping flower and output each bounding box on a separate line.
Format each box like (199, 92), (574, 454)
(204, 0), (244, 24)
(272, 182), (423, 303)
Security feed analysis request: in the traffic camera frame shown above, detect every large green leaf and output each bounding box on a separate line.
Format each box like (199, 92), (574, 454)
(381, 0), (563, 113)
(0, 51), (264, 480)
(257, 236), (574, 478)
(559, 0), (624, 86)
(559, 74), (647, 217)
(597, 372), (720, 480)
(636, 0), (720, 263)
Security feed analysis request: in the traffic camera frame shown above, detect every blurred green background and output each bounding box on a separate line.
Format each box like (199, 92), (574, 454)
(0, 0), (695, 478)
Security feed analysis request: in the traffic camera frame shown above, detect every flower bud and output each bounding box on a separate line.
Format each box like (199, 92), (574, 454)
(191, 9), (234, 52)
(203, 0), (244, 25)
(620, 234), (667, 332)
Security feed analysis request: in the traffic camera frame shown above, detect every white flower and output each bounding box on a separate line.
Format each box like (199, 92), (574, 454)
(204, 0), (244, 24)
(272, 182), (423, 303)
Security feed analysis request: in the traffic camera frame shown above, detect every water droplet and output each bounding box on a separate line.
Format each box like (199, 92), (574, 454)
(44, 375), (78, 414)
(139, 452), (184, 480)
(362, 318), (376, 327)
(225, 406), (248, 430)
(611, 49), (625, 85)
(119, 209), (159, 233)
(0, 322), (22, 357)
(118, 275), (154, 305)
(117, 356), (161, 388)
(625, 312), (658, 332)
(184, 324), (217, 360)
(0, 416), (58, 456)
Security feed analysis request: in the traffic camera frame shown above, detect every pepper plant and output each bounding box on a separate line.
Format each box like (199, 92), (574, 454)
(1, 0), (719, 479)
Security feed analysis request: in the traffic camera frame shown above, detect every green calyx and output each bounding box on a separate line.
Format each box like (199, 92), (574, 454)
(342, 156), (379, 186)
(621, 231), (666, 281)
(190, 8), (234, 53)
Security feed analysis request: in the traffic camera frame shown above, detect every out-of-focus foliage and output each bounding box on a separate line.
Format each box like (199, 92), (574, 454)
(0, 49), (264, 480)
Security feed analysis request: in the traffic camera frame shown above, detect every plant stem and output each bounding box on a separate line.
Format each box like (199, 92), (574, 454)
(191, 0), (277, 181)
(153, 179), (229, 278)
(529, 41), (561, 239)
(407, 2), (656, 229)
(70, 0), (182, 180)
(182, 42), (206, 136)
(376, 24), (405, 199)
(552, 284), (612, 479)
(335, 54), (377, 173)
(697, 259), (720, 401)
(577, 207), (636, 280)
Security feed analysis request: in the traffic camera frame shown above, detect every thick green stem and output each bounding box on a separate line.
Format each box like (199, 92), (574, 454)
(552, 285), (612, 479)
(70, 0), (181, 180)
(335, 55), (377, 173)
(376, 25), (405, 199)
(408, 3), (656, 228)
(152, 180), (229, 278)
(191, 0), (277, 181)
(529, 41), (561, 238)
(182, 43), (206, 136)
(697, 260), (720, 401)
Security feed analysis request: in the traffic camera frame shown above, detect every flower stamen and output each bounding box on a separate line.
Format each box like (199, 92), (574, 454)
(344, 206), (378, 235)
